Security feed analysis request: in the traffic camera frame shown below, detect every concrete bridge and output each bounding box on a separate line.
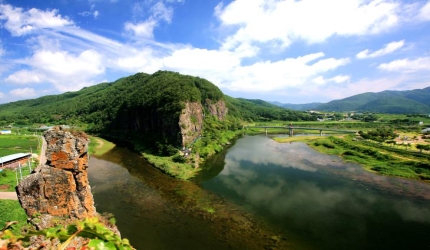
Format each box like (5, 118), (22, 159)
(245, 126), (358, 136)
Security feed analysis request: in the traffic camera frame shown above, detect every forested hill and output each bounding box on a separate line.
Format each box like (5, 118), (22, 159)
(315, 87), (430, 113)
(271, 87), (430, 114)
(0, 71), (314, 142)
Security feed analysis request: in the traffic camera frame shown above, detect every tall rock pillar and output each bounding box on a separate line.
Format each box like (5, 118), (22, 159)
(17, 126), (96, 228)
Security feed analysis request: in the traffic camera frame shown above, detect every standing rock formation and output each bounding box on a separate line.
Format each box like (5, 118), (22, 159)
(17, 126), (96, 229)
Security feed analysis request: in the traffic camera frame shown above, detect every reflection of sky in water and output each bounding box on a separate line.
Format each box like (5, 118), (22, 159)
(202, 135), (430, 250)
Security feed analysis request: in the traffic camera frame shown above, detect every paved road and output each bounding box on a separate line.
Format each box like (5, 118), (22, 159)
(39, 135), (47, 166)
(0, 192), (18, 200)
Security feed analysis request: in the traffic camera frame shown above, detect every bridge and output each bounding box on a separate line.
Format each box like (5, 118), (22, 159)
(245, 126), (358, 136)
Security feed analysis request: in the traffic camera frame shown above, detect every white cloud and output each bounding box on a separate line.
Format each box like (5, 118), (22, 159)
(5, 70), (44, 84)
(125, 1), (173, 40)
(151, 1), (173, 23)
(356, 40), (404, 59)
(7, 49), (106, 92)
(204, 53), (348, 92)
(9, 87), (37, 98)
(79, 10), (99, 19)
(419, 1), (430, 21)
(312, 75), (350, 85)
(164, 48), (240, 72)
(217, 0), (400, 51)
(331, 75), (351, 83)
(115, 49), (163, 73)
(125, 21), (157, 39)
(378, 57), (430, 73)
(0, 4), (73, 36)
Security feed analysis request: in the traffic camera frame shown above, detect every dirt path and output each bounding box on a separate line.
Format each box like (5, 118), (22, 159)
(95, 138), (104, 149)
(0, 192), (18, 200)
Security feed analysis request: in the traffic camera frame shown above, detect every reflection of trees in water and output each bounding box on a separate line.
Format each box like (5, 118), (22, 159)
(200, 135), (430, 250)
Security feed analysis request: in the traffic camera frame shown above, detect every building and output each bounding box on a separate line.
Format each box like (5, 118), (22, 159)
(0, 153), (32, 169)
(422, 128), (430, 133)
(0, 130), (12, 134)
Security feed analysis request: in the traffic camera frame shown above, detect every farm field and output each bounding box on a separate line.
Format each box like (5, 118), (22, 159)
(0, 133), (40, 157)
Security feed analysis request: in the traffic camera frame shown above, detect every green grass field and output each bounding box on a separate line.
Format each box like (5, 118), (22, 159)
(88, 136), (116, 156)
(0, 168), (32, 191)
(0, 200), (28, 235)
(0, 134), (40, 157)
(275, 135), (430, 181)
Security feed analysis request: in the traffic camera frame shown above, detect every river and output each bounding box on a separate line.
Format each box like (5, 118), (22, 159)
(88, 135), (430, 250)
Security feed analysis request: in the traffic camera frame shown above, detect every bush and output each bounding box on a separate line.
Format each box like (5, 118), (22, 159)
(172, 155), (186, 163)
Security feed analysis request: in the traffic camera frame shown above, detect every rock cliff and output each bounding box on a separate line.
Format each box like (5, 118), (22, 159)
(17, 126), (96, 229)
(179, 100), (228, 147)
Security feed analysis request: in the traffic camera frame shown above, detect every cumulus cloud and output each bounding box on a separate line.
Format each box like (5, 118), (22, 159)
(0, 4), (73, 36)
(6, 49), (106, 92)
(220, 53), (349, 92)
(5, 70), (44, 84)
(9, 87), (37, 98)
(164, 48), (240, 72)
(115, 48), (163, 73)
(378, 57), (430, 73)
(356, 40), (405, 59)
(216, 0), (400, 51)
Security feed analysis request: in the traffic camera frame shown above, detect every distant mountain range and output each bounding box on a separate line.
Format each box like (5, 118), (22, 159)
(271, 87), (430, 114)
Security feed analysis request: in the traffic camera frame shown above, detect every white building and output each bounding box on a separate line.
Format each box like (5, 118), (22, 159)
(0, 130), (12, 134)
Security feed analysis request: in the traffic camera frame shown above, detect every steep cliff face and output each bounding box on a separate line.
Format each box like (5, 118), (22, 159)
(17, 126), (96, 229)
(179, 102), (204, 147)
(207, 99), (228, 121)
(178, 100), (228, 148)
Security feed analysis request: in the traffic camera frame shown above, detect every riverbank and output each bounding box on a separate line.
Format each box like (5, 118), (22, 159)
(273, 135), (430, 182)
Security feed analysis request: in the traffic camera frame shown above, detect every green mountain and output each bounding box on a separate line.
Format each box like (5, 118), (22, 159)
(0, 71), (314, 148)
(315, 87), (430, 113)
(270, 101), (322, 111)
(269, 87), (430, 114)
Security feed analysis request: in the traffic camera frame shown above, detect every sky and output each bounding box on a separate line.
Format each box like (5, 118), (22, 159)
(0, 0), (430, 105)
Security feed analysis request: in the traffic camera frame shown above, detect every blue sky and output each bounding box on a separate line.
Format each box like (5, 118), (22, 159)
(0, 0), (429, 104)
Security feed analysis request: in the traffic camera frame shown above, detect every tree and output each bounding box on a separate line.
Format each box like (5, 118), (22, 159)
(416, 144), (430, 153)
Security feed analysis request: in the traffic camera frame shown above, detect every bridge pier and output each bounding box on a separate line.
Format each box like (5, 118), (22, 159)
(265, 127), (268, 136)
(289, 128), (293, 137)
(320, 130), (323, 136)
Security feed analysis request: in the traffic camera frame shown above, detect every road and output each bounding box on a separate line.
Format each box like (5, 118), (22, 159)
(0, 192), (18, 200)
(39, 135), (47, 166)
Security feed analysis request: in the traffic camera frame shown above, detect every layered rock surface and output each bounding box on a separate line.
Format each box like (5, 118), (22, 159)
(17, 126), (96, 228)
(179, 100), (228, 147)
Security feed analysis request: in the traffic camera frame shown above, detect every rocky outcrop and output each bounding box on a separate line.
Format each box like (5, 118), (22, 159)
(179, 102), (204, 148)
(17, 126), (96, 228)
(178, 100), (228, 147)
(207, 100), (227, 121)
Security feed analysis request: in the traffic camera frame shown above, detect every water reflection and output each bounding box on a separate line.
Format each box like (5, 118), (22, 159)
(198, 135), (430, 250)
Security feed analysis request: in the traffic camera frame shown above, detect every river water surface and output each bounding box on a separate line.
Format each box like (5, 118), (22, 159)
(89, 135), (430, 250)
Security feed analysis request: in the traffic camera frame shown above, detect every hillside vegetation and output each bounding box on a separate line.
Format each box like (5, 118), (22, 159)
(272, 87), (430, 113)
(315, 87), (430, 113)
(0, 71), (315, 179)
